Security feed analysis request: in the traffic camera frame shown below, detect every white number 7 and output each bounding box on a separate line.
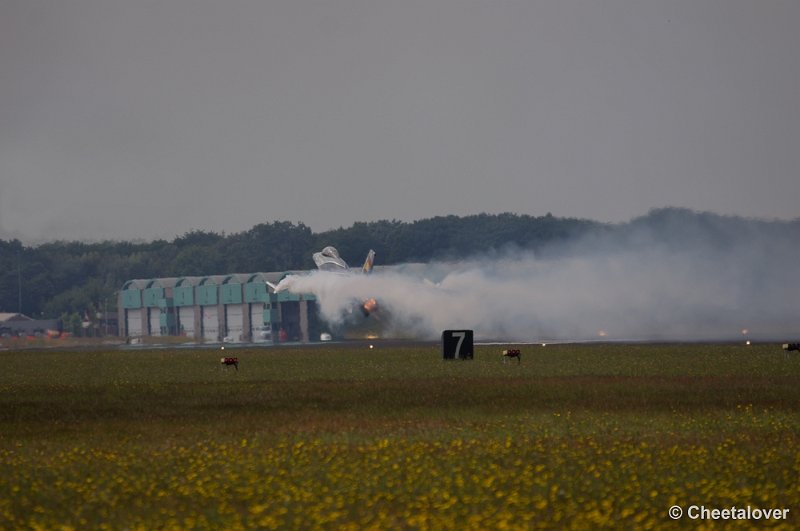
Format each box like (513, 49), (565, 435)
(452, 331), (465, 359)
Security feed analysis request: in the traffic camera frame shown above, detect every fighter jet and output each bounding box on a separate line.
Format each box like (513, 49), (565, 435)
(268, 246), (378, 316)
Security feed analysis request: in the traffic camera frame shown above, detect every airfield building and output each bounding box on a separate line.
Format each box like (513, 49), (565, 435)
(0, 313), (60, 337)
(118, 273), (321, 343)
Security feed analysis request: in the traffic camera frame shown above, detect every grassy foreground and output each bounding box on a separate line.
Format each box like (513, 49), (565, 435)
(1, 343), (799, 529)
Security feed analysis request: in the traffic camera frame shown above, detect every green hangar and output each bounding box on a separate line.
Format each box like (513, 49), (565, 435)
(118, 273), (321, 343)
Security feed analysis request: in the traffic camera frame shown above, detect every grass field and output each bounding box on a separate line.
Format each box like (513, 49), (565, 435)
(1, 342), (798, 529)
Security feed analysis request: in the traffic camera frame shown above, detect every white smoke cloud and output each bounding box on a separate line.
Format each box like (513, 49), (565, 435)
(282, 213), (800, 341)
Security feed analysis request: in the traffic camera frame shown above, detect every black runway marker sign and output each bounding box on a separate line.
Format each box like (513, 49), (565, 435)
(442, 330), (473, 360)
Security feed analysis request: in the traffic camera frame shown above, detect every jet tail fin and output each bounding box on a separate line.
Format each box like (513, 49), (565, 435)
(362, 250), (375, 274)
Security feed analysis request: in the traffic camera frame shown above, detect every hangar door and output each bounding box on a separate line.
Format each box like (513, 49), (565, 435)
(202, 306), (219, 342)
(249, 303), (269, 342)
(126, 309), (143, 337)
(225, 305), (244, 342)
(148, 308), (162, 337)
(178, 306), (195, 337)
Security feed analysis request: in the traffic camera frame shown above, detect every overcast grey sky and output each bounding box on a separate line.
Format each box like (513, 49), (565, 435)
(1, 0), (798, 242)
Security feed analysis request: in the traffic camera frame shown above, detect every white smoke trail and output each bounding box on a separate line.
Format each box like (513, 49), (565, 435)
(281, 215), (800, 341)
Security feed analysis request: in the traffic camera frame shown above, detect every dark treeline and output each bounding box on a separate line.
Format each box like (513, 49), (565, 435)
(1, 209), (796, 320)
(0, 213), (594, 319)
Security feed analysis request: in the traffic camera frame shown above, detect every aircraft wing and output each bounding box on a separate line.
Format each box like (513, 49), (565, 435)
(313, 246), (349, 271)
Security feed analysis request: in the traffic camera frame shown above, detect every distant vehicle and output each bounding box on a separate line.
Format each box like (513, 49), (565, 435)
(268, 246), (379, 317)
(249, 324), (272, 342)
